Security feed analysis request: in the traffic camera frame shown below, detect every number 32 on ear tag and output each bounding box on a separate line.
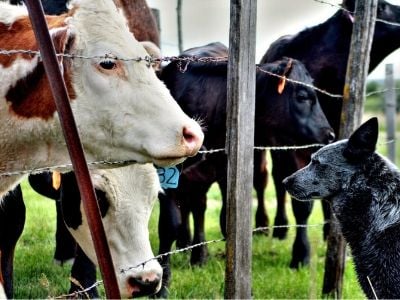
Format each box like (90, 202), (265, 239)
(156, 166), (180, 189)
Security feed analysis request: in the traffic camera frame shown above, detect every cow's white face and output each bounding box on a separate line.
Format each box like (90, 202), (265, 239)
(66, 164), (162, 298)
(68, 0), (204, 167)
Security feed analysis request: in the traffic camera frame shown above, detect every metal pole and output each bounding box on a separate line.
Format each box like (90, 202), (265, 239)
(224, 0), (257, 298)
(23, 1), (121, 298)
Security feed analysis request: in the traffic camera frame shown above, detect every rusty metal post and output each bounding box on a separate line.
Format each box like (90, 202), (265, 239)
(23, 0), (121, 298)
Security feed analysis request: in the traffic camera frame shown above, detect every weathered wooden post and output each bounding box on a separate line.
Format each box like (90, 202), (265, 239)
(322, 0), (378, 298)
(224, 0), (257, 298)
(385, 64), (397, 163)
(177, 0), (183, 53)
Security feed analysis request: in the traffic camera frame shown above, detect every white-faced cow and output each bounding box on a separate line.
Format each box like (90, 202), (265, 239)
(0, 0), (204, 198)
(1, 165), (163, 298)
(60, 164), (163, 298)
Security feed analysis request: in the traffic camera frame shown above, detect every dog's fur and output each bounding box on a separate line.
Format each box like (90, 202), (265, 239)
(283, 118), (400, 299)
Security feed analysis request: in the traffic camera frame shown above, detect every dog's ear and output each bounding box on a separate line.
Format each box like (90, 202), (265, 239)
(343, 117), (378, 162)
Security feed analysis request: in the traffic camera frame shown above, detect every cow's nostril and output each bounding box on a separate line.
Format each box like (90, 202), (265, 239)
(182, 125), (204, 156)
(127, 274), (161, 298)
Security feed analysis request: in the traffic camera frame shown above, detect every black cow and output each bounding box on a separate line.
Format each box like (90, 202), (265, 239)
(156, 42), (334, 297)
(261, 0), (400, 268)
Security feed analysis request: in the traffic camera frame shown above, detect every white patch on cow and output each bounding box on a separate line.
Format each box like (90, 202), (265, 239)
(68, 164), (162, 297)
(0, 56), (39, 98)
(0, 2), (27, 25)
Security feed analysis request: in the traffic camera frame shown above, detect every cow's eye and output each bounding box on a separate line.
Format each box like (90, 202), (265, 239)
(99, 60), (116, 70)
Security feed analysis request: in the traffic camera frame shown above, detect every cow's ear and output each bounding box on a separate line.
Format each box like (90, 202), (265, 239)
(343, 117), (378, 162)
(50, 27), (75, 58)
(275, 57), (293, 94)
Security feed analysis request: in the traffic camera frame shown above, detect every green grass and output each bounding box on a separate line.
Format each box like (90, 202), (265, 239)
(12, 112), (398, 299)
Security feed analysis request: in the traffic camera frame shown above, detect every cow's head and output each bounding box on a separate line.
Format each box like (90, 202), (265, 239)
(255, 57), (335, 146)
(0, 0), (203, 183)
(65, 0), (204, 166)
(61, 164), (162, 298)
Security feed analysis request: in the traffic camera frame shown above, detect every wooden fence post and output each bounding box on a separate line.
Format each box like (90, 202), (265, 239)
(385, 64), (397, 163)
(176, 0), (183, 53)
(224, 0), (256, 298)
(322, 0), (378, 298)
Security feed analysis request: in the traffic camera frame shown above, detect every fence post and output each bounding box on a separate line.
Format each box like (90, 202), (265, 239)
(224, 0), (256, 298)
(23, 0), (121, 298)
(322, 0), (378, 298)
(385, 64), (397, 163)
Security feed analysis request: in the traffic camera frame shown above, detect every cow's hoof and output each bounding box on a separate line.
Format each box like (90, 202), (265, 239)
(53, 257), (75, 266)
(289, 238), (310, 269)
(190, 245), (208, 266)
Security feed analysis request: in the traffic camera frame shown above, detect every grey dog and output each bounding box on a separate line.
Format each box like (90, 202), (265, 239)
(283, 117), (400, 299)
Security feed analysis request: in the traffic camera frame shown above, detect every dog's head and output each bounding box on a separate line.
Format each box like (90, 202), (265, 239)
(283, 118), (378, 201)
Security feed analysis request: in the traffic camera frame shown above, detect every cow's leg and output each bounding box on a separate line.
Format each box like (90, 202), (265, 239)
(253, 150), (269, 232)
(155, 191), (181, 298)
(68, 246), (98, 299)
(270, 151), (290, 239)
(290, 198), (313, 268)
(321, 200), (331, 240)
(28, 173), (76, 263)
(175, 195), (192, 249)
(190, 193), (208, 266)
(0, 185), (25, 299)
(54, 199), (77, 265)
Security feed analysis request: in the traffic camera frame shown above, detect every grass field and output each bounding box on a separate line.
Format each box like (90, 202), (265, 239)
(11, 112), (397, 299)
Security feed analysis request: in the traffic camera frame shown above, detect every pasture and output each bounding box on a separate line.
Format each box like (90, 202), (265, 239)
(13, 109), (398, 299)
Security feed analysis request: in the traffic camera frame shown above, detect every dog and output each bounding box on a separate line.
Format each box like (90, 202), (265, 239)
(283, 117), (400, 299)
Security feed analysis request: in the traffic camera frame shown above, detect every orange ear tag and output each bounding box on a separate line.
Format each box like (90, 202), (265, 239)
(278, 76), (286, 94)
(52, 171), (62, 190)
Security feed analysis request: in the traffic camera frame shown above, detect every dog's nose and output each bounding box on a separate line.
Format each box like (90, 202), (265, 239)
(324, 128), (336, 144)
(282, 176), (292, 188)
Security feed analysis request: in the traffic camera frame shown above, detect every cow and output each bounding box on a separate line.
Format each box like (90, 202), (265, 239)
(2, 164), (164, 298)
(0, 0), (204, 198)
(261, 0), (400, 268)
(155, 42), (335, 297)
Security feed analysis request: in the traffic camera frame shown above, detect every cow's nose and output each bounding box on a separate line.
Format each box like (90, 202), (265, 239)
(127, 272), (162, 298)
(182, 123), (204, 156)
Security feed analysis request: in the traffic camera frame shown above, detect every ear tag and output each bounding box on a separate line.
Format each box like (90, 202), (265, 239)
(278, 76), (286, 94)
(52, 171), (62, 190)
(155, 166), (180, 189)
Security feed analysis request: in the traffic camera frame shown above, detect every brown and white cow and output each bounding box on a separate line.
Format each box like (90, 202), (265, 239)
(0, 0), (204, 197)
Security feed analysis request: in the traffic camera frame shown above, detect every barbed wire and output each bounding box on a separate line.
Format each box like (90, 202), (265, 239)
(51, 222), (328, 299)
(312, 0), (400, 27)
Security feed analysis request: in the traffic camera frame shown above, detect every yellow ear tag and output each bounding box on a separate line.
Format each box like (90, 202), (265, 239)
(52, 171), (62, 190)
(278, 76), (286, 94)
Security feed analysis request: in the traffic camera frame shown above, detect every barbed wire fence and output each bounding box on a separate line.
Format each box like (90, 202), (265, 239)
(1, 0), (399, 298)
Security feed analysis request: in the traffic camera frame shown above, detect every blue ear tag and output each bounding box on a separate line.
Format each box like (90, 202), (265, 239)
(155, 166), (180, 189)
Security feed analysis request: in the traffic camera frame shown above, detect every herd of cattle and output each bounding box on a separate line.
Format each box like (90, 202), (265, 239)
(0, 0), (400, 298)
